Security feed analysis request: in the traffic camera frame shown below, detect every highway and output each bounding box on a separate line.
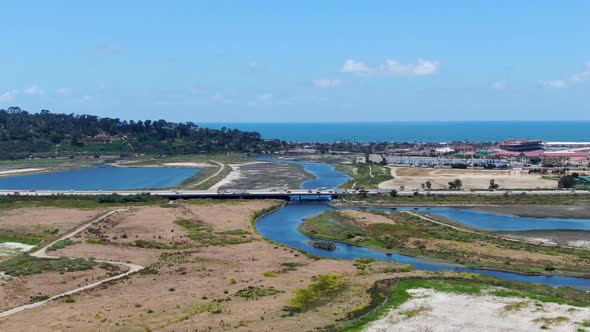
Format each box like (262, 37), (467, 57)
(1, 188), (589, 200)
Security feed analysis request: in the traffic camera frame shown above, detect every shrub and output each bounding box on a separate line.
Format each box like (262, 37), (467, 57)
(235, 286), (282, 300)
(287, 274), (349, 313)
(48, 239), (78, 251)
(311, 241), (336, 251)
(0, 255), (96, 276)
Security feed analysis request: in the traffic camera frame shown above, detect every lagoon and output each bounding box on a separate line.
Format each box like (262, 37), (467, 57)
(0, 165), (198, 190)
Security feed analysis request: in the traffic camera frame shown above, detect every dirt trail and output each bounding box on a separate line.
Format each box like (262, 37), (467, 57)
(182, 160), (225, 190)
(0, 209), (144, 318)
(403, 211), (581, 249)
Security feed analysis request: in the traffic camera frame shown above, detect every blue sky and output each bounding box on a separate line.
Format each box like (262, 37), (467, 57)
(1, 1), (589, 122)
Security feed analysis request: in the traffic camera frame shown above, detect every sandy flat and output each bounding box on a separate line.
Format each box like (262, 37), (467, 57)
(0, 243), (35, 256)
(365, 288), (590, 332)
(162, 162), (212, 167)
(0, 168), (45, 176)
(339, 210), (397, 225)
(379, 166), (556, 191)
(0, 208), (103, 237)
(0, 268), (116, 312)
(0, 201), (375, 332)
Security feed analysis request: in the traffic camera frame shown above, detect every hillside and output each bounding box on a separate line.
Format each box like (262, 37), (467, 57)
(0, 107), (284, 159)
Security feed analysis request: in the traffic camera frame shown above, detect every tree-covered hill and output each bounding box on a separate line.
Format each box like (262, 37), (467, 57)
(0, 107), (284, 159)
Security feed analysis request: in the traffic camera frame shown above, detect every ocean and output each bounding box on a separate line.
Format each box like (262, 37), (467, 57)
(201, 121), (590, 143)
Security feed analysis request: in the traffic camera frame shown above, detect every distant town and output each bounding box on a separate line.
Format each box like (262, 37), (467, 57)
(286, 139), (590, 169)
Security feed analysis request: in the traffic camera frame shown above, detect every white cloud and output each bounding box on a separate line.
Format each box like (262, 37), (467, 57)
(55, 87), (71, 96)
(341, 59), (371, 74)
(541, 80), (567, 89)
(0, 90), (18, 102)
(312, 79), (341, 89)
(24, 84), (44, 95)
(340, 58), (439, 76)
(491, 80), (507, 90)
(540, 61), (590, 88)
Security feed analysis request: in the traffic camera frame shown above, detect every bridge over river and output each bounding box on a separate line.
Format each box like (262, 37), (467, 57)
(1, 188), (589, 201)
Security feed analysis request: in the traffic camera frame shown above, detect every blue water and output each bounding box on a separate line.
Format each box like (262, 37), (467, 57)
(258, 157), (351, 189)
(254, 159), (590, 289)
(256, 203), (590, 290)
(202, 121), (590, 143)
(0, 166), (198, 190)
(409, 207), (590, 231)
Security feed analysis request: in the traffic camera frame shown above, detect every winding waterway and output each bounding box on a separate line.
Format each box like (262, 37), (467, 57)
(256, 158), (590, 290)
(257, 157), (351, 189)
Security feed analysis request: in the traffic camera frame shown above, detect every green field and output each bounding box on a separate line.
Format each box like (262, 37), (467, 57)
(346, 193), (590, 205)
(300, 210), (590, 275)
(339, 163), (393, 189)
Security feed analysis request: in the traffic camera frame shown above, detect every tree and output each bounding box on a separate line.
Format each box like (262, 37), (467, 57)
(448, 178), (463, 190)
(489, 179), (500, 191)
(359, 189), (369, 199)
(425, 180), (432, 189)
(389, 189), (398, 197)
(558, 175), (577, 189)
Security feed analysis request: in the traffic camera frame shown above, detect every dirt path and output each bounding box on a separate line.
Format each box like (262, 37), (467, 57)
(402, 211), (580, 249)
(0, 209), (144, 318)
(402, 211), (474, 233)
(182, 160), (225, 190)
(369, 165), (374, 178)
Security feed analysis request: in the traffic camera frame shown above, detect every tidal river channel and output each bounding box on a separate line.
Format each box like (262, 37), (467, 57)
(257, 158), (590, 290)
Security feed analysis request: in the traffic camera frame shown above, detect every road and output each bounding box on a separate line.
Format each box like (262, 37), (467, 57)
(182, 160), (225, 189)
(0, 209), (144, 318)
(0, 188), (589, 199)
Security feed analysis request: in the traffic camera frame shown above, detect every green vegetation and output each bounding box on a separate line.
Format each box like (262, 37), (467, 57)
(0, 255), (96, 276)
(85, 238), (107, 245)
(286, 274), (350, 313)
(353, 258), (376, 270)
(177, 303), (222, 322)
(0, 194), (167, 210)
(311, 240), (336, 251)
(341, 277), (590, 332)
(181, 162), (229, 189)
(558, 174), (590, 190)
(126, 239), (186, 250)
(175, 219), (253, 246)
(300, 210), (590, 275)
(64, 296), (76, 304)
(346, 193), (590, 206)
(235, 286), (282, 300)
(0, 107), (285, 159)
(47, 239), (78, 251)
(340, 163), (393, 189)
(0, 235), (46, 245)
